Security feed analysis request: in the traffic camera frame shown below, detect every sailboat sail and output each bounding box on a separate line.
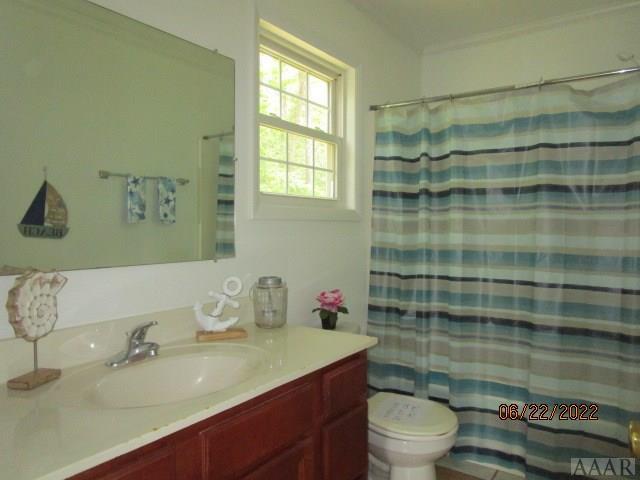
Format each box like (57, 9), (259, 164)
(20, 182), (47, 227)
(43, 182), (68, 227)
(17, 181), (69, 239)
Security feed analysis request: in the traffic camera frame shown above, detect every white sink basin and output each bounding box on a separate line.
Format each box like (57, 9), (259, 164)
(52, 343), (267, 409)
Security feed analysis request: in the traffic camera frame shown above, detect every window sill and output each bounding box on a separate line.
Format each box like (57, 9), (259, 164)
(252, 194), (361, 222)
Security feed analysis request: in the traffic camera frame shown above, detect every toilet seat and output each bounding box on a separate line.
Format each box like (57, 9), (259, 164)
(368, 392), (458, 440)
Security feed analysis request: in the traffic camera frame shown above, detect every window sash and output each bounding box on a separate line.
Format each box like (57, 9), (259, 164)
(259, 159), (337, 200)
(260, 157), (335, 174)
(258, 37), (345, 202)
(259, 45), (337, 136)
(259, 81), (329, 110)
(259, 166), (337, 200)
(259, 114), (340, 145)
(259, 38), (340, 83)
(259, 117), (341, 200)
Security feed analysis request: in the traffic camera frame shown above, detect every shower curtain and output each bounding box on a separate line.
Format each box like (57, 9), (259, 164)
(367, 75), (640, 479)
(215, 135), (235, 258)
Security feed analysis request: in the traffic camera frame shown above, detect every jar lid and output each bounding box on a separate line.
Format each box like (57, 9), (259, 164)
(257, 276), (284, 287)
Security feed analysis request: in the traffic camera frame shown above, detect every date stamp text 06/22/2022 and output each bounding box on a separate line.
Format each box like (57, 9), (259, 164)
(498, 403), (599, 421)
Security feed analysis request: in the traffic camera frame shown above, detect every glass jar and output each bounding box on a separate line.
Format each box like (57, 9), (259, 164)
(251, 276), (288, 328)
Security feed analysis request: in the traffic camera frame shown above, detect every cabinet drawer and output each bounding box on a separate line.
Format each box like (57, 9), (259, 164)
(322, 404), (368, 480)
(202, 382), (314, 479)
(240, 439), (313, 480)
(323, 355), (367, 420)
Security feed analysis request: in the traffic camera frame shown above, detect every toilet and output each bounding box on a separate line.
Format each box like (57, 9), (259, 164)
(368, 392), (459, 480)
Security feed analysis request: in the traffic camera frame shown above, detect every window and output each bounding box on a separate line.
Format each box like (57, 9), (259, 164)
(258, 43), (342, 200)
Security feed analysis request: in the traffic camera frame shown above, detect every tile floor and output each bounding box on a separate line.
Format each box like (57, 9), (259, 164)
(436, 466), (485, 480)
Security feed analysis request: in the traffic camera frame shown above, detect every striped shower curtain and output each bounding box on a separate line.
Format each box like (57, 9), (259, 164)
(215, 135), (235, 258)
(367, 75), (640, 479)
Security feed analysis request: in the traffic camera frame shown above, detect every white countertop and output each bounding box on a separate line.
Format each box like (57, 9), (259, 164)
(0, 323), (376, 480)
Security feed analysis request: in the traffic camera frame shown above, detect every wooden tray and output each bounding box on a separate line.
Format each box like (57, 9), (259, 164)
(7, 368), (61, 390)
(196, 328), (247, 342)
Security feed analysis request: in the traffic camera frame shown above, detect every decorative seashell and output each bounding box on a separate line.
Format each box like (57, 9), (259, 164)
(5, 270), (67, 342)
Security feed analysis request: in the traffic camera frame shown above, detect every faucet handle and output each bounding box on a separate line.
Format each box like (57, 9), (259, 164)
(128, 321), (158, 343)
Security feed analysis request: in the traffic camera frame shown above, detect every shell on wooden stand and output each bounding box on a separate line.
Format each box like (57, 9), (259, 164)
(5, 270), (67, 342)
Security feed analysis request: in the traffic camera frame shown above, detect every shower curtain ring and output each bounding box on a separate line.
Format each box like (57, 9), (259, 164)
(538, 76), (544, 91)
(449, 94), (454, 102)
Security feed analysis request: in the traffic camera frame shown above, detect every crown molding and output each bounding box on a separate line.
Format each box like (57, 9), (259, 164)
(422, 1), (640, 56)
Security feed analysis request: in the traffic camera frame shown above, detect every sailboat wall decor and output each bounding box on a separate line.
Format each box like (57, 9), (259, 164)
(17, 181), (69, 239)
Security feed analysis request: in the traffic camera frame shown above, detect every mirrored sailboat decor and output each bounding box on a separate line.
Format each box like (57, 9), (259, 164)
(17, 180), (69, 240)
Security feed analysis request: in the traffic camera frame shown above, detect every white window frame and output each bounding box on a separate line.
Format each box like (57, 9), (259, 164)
(259, 42), (341, 200)
(252, 21), (360, 221)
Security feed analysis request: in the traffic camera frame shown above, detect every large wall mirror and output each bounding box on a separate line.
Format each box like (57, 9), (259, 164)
(0, 0), (235, 275)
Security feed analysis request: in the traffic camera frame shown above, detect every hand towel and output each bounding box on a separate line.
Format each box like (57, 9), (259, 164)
(127, 175), (146, 223)
(158, 177), (176, 224)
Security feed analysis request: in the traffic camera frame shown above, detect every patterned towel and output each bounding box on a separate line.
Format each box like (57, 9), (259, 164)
(158, 177), (176, 224)
(127, 176), (146, 223)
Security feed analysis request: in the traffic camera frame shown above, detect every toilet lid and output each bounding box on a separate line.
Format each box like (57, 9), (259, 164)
(368, 392), (458, 437)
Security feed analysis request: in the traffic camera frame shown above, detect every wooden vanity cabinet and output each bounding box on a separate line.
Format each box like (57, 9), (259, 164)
(69, 351), (368, 480)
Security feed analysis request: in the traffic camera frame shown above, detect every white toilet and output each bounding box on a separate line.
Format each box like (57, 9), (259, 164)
(368, 392), (459, 480)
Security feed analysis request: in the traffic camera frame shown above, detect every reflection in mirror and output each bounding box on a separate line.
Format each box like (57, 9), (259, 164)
(0, 0), (235, 275)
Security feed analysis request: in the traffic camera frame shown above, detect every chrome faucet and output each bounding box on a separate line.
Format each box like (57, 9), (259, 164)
(105, 321), (159, 368)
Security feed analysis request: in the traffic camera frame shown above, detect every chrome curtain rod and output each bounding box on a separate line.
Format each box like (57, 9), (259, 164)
(98, 170), (189, 185)
(369, 66), (640, 111)
(202, 128), (234, 140)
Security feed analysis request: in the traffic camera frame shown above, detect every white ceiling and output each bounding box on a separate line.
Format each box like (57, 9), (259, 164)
(346, 0), (639, 52)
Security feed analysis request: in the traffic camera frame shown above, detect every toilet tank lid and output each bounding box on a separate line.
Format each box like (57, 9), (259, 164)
(368, 392), (458, 436)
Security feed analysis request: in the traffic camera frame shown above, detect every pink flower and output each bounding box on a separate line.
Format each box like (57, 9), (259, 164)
(315, 289), (345, 313)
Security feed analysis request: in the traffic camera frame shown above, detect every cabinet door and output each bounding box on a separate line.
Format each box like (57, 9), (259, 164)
(322, 404), (368, 480)
(201, 383), (314, 479)
(240, 439), (313, 480)
(323, 355), (367, 421)
(69, 446), (175, 480)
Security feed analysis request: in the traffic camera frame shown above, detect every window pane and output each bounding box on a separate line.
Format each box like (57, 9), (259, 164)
(281, 63), (307, 98)
(288, 165), (313, 196)
(282, 93), (307, 126)
(259, 85), (280, 117)
(259, 52), (280, 88)
(260, 160), (286, 194)
(309, 104), (328, 132)
(288, 133), (312, 166)
(314, 141), (334, 170)
(309, 75), (328, 106)
(314, 169), (334, 198)
(260, 125), (285, 160)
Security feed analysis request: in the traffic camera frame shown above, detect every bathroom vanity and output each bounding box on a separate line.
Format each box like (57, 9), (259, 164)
(71, 351), (368, 480)
(0, 311), (376, 480)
